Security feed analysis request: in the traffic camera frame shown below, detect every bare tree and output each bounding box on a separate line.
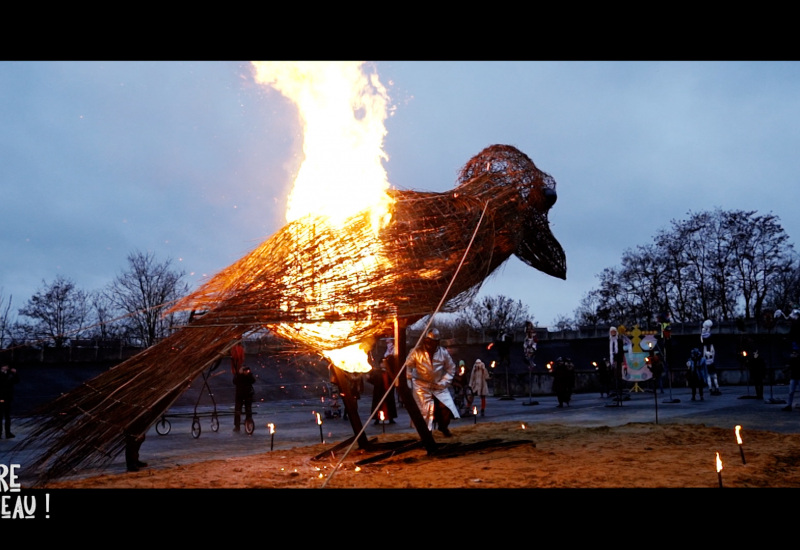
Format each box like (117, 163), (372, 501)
(458, 295), (532, 335)
(724, 210), (793, 321)
(0, 289), (13, 349)
(105, 251), (190, 347)
(576, 208), (796, 327)
(766, 257), (800, 312)
(17, 276), (90, 348)
(86, 291), (123, 341)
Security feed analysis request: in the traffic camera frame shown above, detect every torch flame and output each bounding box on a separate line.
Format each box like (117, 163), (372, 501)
(379, 410), (385, 422)
(268, 423), (275, 434)
(716, 452), (723, 473)
(315, 412), (322, 425)
(735, 425), (743, 445)
(250, 61), (394, 373)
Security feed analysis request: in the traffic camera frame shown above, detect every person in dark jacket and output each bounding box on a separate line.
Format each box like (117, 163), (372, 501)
(686, 348), (708, 401)
(746, 348), (766, 400)
(0, 364), (20, 438)
(233, 365), (256, 432)
(596, 359), (612, 398)
(551, 357), (575, 407)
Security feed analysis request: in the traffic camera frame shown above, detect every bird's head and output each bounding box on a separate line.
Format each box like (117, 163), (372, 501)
(457, 145), (566, 280)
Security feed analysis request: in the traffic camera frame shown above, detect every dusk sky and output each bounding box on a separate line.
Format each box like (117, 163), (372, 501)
(2, 61), (799, 329)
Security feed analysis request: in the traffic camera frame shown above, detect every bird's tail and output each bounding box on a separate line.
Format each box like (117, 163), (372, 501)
(14, 321), (247, 485)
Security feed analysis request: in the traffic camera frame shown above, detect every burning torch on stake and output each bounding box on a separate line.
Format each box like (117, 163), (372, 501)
(268, 423), (275, 451)
(735, 425), (746, 464)
(314, 412), (323, 443)
(716, 452), (724, 488)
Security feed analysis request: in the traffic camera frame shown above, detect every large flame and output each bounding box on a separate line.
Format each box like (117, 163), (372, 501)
(250, 61), (394, 372)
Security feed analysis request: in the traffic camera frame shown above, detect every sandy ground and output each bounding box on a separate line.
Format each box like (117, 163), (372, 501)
(41, 420), (800, 489)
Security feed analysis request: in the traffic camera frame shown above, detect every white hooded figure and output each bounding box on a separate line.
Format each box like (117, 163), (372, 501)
(403, 328), (460, 435)
(701, 319), (720, 394)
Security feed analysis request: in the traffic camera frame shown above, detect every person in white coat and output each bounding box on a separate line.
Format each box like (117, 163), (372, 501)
(469, 358), (491, 417)
(701, 319), (720, 395)
(404, 328), (460, 437)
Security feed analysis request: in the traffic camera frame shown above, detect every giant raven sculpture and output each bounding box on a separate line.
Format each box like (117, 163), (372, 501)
(17, 144), (566, 484)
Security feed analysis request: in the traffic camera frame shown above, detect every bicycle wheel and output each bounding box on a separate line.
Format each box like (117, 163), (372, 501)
(191, 417), (201, 439)
(211, 413), (219, 432)
(245, 417), (255, 435)
(155, 417), (171, 436)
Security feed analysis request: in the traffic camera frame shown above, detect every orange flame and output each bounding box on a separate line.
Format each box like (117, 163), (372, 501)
(473, 406), (478, 416)
(716, 452), (723, 473)
(314, 412), (322, 425)
(250, 61), (394, 374)
(379, 410), (385, 422)
(268, 423), (275, 434)
(735, 425), (743, 445)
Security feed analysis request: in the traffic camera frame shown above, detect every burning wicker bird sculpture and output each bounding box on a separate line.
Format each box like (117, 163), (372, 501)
(18, 144), (566, 484)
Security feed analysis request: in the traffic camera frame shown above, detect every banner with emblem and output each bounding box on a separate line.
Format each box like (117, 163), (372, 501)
(619, 325), (654, 382)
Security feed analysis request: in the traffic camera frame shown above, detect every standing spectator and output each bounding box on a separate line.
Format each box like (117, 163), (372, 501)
(233, 365), (256, 432)
(745, 348), (766, 400)
(783, 346), (800, 411)
(230, 340), (245, 376)
(609, 326), (626, 403)
(701, 320), (720, 395)
(469, 358), (491, 417)
(596, 359), (612, 398)
(368, 357), (397, 424)
(0, 364), (19, 438)
(403, 328), (460, 437)
(648, 350), (665, 394)
(686, 348), (708, 401)
(551, 357), (575, 407)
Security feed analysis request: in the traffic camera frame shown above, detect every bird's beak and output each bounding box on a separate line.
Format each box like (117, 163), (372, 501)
(515, 218), (567, 280)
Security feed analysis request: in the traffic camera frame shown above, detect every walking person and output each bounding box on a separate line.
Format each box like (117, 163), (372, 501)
(403, 328), (460, 437)
(686, 348), (708, 401)
(469, 358), (490, 417)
